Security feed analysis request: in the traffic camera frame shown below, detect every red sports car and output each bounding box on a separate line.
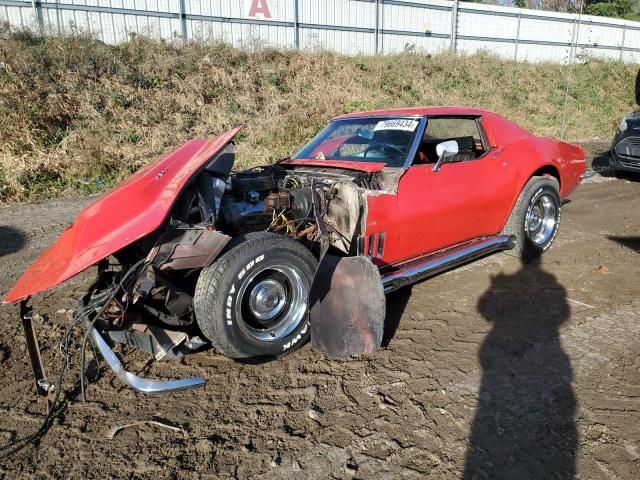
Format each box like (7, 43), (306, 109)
(4, 107), (586, 397)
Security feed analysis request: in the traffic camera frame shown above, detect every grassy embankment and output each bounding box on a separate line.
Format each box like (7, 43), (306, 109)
(0, 32), (637, 202)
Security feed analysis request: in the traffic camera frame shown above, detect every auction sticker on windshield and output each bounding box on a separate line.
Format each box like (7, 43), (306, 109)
(374, 119), (419, 132)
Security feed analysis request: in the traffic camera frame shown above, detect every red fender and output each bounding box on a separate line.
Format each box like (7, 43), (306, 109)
(3, 127), (243, 304)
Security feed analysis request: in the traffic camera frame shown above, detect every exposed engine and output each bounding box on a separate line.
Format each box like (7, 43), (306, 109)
(217, 170), (313, 236)
(213, 166), (354, 248)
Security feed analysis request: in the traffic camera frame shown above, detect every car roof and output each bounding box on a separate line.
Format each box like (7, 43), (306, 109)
(334, 106), (492, 120)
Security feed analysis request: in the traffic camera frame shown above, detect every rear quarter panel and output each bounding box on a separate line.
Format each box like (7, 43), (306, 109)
(484, 113), (585, 230)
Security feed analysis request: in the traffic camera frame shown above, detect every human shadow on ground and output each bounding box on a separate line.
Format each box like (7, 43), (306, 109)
(463, 257), (577, 480)
(608, 235), (640, 253)
(0, 226), (27, 257)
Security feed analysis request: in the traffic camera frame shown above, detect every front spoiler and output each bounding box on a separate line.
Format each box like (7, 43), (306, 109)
(88, 325), (206, 393)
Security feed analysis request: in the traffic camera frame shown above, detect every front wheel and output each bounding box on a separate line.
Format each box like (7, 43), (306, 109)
(502, 176), (561, 260)
(194, 232), (317, 359)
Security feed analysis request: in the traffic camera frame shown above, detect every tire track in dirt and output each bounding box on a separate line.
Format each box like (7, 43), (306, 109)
(0, 178), (639, 479)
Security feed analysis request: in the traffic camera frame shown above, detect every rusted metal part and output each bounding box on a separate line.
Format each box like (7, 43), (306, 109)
(309, 255), (386, 356)
(296, 225), (315, 239)
(20, 299), (56, 413)
(109, 323), (200, 360)
(146, 227), (230, 272)
(311, 185), (329, 239)
(264, 191), (291, 211)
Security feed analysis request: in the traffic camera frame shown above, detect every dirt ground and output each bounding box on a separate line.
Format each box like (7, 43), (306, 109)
(0, 144), (639, 479)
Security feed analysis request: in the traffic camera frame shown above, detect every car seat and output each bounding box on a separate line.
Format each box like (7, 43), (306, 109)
(417, 136), (476, 164)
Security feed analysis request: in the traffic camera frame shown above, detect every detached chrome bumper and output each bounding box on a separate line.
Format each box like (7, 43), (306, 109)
(580, 169), (596, 180)
(89, 325), (206, 393)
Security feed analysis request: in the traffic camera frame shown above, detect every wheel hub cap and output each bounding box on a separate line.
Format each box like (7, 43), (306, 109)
(248, 279), (286, 321)
(235, 263), (309, 342)
(526, 194), (557, 245)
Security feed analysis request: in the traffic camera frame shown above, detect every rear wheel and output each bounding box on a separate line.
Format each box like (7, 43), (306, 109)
(502, 176), (561, 260)
(194, 232), (317, 359)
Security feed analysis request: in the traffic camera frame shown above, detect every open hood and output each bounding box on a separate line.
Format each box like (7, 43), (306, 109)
(4, 127), (243, 304)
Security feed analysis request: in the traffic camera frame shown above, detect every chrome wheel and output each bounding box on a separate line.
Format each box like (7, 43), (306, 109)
(235, 263), (308, 342)
(525, 193), (558, 246)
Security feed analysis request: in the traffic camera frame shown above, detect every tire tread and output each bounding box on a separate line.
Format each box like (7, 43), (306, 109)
(194, 232), (316, 358)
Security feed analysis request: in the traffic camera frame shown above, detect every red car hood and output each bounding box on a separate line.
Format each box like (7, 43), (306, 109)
(281, 159), (387, 173)
(4, 127), (242, 304)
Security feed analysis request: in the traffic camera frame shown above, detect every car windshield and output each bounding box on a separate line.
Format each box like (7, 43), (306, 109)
(293, 117), (422, 167)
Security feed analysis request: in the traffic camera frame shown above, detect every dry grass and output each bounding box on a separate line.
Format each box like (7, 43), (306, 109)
(0, 31), (637, 202)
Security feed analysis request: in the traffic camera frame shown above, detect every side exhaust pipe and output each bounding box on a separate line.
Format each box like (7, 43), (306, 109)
(382, 235), (516, 294)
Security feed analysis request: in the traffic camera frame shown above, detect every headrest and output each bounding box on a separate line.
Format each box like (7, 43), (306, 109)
(455, 136), (475, 150)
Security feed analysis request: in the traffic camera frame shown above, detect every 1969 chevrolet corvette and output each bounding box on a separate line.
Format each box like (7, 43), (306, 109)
(4, 107), (586, 398)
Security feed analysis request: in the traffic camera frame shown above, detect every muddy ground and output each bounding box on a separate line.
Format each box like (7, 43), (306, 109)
(0, 145), (639, 479)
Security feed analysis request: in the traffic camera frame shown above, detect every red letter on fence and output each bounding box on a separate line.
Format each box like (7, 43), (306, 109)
(248, 0), (271, 18)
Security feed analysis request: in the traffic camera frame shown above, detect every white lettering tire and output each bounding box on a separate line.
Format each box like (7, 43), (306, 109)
(194, 232), (317, 359)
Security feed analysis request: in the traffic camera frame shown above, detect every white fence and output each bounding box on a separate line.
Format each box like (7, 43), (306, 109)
(2, 0), (640, 64)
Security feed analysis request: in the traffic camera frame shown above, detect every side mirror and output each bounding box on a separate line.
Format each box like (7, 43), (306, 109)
(433, 140), (459, 172)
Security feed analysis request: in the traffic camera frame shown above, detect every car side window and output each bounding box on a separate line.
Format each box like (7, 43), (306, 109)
(413, 117), (489, 165)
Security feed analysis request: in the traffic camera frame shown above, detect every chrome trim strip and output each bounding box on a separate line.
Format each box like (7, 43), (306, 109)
(382, 235), (516, 293)
(402, 116), (428, 169)
(89, 326), (206, 393)
(579, 170), (596, 180)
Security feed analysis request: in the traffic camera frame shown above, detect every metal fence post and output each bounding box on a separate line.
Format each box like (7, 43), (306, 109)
(31, 0), (44, 35)
(450, 0), (459, 53)
(619, 24), (627, 62)
(568, 18), (577, 64)
(514, 12), (521, 61)
(375, 0), (380, 55)
(294, 0), (300, 50)
(179, 0), (187, 43)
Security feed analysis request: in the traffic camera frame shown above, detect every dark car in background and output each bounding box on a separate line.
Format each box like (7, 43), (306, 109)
(609, 69), (640, 175)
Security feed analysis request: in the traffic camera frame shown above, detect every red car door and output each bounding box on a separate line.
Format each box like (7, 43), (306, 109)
(397, 122), (518, 261)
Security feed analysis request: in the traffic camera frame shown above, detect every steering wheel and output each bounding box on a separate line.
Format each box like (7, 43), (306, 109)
(363, 143), (404, 159)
